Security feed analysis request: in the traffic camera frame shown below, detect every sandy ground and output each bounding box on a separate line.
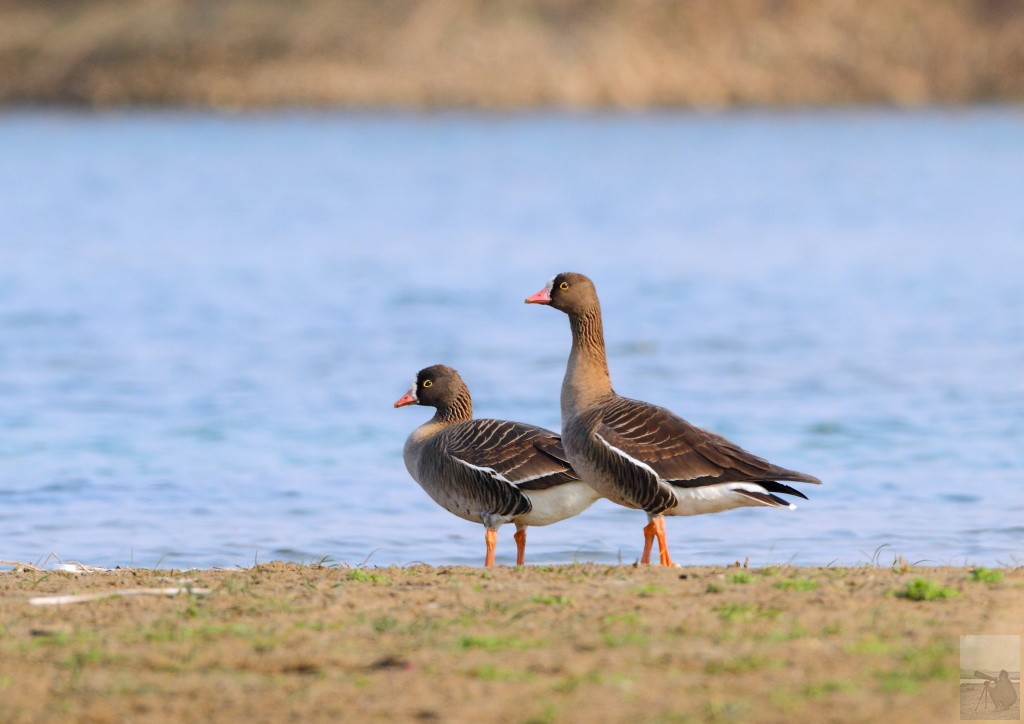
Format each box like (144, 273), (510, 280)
(959, 682), (1021, 720)
(1, 562), (1022, 722)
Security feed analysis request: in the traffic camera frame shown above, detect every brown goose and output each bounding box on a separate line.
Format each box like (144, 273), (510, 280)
(526, 272), (820, 566)
(394, 364), (601, 567)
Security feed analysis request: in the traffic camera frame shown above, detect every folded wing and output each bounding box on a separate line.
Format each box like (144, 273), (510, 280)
(594, 396), (819, 512)
(427, 419), (581, 518)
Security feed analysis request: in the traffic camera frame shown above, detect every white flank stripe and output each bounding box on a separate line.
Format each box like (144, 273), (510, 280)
(452, 456), (513, 485)
(595, 433), (664, 481)
(509, 469), (557, 485)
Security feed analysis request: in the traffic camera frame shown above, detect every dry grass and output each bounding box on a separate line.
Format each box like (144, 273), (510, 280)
(1, 561), (1022, 721)
(1, 0), (1023, 108)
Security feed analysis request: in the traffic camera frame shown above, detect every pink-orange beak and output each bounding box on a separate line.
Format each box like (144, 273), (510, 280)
(524, 286), (551, 304)
(393, 392), (417, 408)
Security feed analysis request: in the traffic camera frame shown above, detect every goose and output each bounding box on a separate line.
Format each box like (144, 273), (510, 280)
(394, 364), (601, 567)
(526, 272), (820, 566)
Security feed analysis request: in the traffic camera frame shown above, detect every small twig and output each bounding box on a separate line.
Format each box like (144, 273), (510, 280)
(0, 560), (45, 572)
(858, 544), (891, 567)
(37, 553), (63, 569)
(358, 549), (381, 568)
(29, 587), (211, 606)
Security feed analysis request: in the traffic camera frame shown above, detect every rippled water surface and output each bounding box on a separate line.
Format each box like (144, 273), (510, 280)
(1, 109), (1022, 568)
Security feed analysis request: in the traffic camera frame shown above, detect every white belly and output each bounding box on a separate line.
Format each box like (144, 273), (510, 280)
(515, 482), (602, 527)
(563, 453), (644, 510)
(666, 483), (795, 517)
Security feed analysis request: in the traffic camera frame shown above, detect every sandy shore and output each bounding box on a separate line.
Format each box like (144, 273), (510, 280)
(1, 562), (1022, 721)
(3, 0), (1024, 108)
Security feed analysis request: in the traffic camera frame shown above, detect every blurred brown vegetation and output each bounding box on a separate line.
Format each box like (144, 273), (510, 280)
(1, 0), (1023, 108)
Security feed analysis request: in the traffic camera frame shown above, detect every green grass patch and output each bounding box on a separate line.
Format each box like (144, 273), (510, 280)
(900, 639), (957, 680)
(139, 622), (280, 651)
(875, 638), (957, 693)
(802, 679), (856, 698)
(876, 670), (921, 694)
(472, 664), (535, 682)
(896, 578), (959, 601)
(844, 635), (892, 655)
(763, 624), (810, 642)
(704, 701), (749, 720)
(372, 616), (399, 633)
(524, 703), (561, 724)
(345, 569), (386, 583)
(632, 583), (667, 596)
(705, 655), (773, 674)
(714, 602), (781, 622)
(600, 612), (648, 647)
(726, 572), (753, 584)
(293, 619), (345, 632)
(552, 670), (602, 694)
(774, 578), (819, 592)
(215, 575), (249, 594)
(16, 630), (96, 653)
(182, 598), (204, 618)
(705, 582), (724, 593)
(969, 567), (1003, 584)
(602, 612), (642, 626)
(714, 602), (755, 622)
(602, 631), (649, 647)
(457, 634), (541, 652)
(62, 648), (124, 669)
(531, 594), (572, 606)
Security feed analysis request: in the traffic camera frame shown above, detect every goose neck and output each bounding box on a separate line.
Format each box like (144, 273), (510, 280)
(431, 392), (473, 425)
(562, 307), (613, 418)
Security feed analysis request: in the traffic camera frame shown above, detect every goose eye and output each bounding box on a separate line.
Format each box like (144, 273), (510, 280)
(422, 379), (433, 388)
(559, 281), (569, 290)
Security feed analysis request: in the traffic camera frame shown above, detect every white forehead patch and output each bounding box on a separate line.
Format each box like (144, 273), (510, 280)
(407, 379), (418, 402)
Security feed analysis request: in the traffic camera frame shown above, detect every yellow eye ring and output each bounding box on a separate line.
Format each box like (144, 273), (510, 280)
(559, 281), (569, 290)
(422, 380), (432, 387)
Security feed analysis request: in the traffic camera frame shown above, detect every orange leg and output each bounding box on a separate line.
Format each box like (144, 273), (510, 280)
(641, 520), (658, 564)
(514, 529), (527, 566)
(484, 529), (498, 568)
(655, 516), (673, 567)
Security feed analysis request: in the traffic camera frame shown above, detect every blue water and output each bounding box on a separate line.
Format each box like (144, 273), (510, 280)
(1, 109), (1022, 569)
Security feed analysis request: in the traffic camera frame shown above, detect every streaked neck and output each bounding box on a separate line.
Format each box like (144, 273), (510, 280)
(407, 392), (473, 450)
(431, 391), (473, 426)
(561, 306), (613, 420)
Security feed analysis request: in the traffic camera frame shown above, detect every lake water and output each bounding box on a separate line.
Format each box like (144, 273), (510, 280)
(1, 109), (1022, 569)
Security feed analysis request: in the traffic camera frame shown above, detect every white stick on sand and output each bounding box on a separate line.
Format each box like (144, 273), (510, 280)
(29, 587), (211, 606)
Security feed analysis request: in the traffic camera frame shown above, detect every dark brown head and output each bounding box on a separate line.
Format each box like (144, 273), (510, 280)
(393, 364), (472, 414)
(524, 272), (599, 316)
